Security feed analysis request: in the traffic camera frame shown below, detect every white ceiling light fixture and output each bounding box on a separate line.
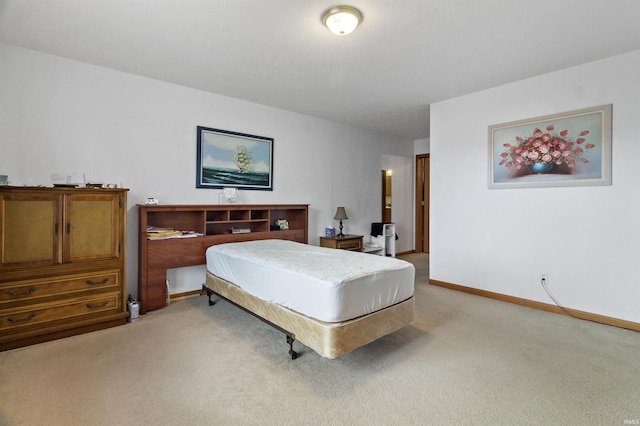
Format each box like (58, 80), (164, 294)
(322, 6), (363, 36)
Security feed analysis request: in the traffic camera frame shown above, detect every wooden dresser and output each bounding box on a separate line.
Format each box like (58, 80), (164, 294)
(0, 186), (128, 351)
(138, 203), (308, 313)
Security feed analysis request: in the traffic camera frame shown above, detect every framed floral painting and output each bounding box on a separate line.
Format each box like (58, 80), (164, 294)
(196, 126), (274, 191)
(488, 104), (612, 189)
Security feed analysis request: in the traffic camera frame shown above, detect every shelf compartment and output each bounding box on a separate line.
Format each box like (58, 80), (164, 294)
(148, 211), (205, 234)
(250, 209), (269, 220)
(229, 210), (250, 221)
(270, 208), (307, 230)
(206, 220), (269, 236)
(206, 210), (229, 222)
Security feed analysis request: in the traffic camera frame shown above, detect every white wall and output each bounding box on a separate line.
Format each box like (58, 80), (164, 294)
(414, 138), (429, 155)
(430, 49), (640, 324)
(0, 42), (415, 297)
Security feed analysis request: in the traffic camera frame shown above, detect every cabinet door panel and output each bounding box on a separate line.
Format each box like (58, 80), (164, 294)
(66, 194), (119, 262)
(1, 195), (62, 266)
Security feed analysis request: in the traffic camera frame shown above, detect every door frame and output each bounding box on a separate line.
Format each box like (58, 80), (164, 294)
(415, 154), (430, 253)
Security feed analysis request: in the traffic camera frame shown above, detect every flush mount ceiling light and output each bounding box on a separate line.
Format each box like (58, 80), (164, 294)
(322, 6), (363, 36)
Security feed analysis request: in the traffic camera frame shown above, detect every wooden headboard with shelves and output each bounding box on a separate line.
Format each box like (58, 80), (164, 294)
(138, 204), (308, 313)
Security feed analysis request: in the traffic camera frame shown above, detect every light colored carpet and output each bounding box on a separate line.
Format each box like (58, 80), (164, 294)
(1, 253), (639, 425)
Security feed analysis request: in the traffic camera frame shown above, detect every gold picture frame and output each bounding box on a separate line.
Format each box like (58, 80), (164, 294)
(488, 105), (612, 189)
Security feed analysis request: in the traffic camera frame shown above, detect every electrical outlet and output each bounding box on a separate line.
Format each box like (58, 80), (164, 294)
(540, 272), (548, 282)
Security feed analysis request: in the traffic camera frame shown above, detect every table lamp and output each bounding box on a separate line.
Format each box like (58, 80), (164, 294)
(333, 207), (348, 237)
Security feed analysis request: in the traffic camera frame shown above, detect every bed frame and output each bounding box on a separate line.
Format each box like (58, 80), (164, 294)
(203, 272), (415, 359)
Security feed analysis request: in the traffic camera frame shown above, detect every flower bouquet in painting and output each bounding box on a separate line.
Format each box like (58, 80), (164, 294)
(489, 105), (611, 189)
(499, 125), (595, 176)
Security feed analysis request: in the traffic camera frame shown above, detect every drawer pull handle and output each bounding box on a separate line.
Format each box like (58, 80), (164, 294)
(8, 313), (36, 323)
(8, 287), (37, 297)
(86, 278), (109, 285)
(86, 301), (109, 309)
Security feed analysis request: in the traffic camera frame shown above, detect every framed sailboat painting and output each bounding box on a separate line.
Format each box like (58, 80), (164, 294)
(196, 126), (274, 191)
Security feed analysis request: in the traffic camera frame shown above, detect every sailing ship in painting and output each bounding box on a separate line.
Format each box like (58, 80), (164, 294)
(234, 146), (255, 173)
(198, 126), (273, 189)
(201, 143), (270, 188)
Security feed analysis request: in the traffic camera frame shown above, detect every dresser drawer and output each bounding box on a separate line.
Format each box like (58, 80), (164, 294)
(319, 235), (363, 251)
(336, 238), (362, 250)
(0, 271), (120, 306)
(0, 292), (121, 332)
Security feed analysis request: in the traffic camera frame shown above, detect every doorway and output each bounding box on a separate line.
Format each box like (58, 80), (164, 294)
(415, 154), (430, 253)
(381, 170), (392, 222)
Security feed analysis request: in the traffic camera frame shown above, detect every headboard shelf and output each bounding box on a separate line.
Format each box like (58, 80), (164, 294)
(138, 204), (309, 313)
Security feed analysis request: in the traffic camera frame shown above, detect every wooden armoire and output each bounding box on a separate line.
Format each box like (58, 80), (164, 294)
(0, 186), (128, 351)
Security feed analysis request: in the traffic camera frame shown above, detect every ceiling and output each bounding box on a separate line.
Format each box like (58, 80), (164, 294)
(1, 0), (640, 140)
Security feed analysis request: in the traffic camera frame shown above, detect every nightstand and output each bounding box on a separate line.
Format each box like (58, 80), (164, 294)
(319, 234), (363, 251)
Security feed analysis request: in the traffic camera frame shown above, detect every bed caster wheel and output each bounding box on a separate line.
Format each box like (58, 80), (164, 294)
(289, 350), (298, 360)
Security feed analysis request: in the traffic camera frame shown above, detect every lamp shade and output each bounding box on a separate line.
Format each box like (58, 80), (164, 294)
(322, 6), (363, 36)
(333, 207), (349, 220)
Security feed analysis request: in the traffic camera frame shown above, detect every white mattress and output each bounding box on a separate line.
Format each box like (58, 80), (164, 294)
(205, 239), (415, 322)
